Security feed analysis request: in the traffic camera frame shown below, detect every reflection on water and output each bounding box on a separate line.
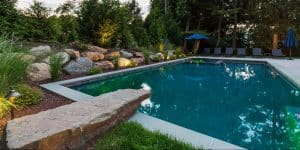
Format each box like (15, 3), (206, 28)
(224, 63), (256, 80)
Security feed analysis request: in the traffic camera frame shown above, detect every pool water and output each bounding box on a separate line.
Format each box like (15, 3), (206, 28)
(71, 61), (300, 149)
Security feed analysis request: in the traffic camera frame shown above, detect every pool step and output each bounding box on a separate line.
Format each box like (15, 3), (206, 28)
(130, 112), (245, 150)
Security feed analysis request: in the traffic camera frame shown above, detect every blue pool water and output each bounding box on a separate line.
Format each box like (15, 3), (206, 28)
(71, 60), (300, 149)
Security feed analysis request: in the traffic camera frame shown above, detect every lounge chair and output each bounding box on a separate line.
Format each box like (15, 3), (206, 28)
(252, 48), (262, 56)
(225, 48), (233, 56)
(213, 48), (222, 56)
(272, 49), (285, 57)
(237, 48), (246, 57)
(203, 48), (210, 55)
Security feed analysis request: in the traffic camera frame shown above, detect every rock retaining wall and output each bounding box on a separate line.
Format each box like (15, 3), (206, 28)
(6, 89), (150, 150)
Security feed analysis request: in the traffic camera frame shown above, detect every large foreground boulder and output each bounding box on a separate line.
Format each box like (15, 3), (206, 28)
(30, 45), (51, 56)
(63, 57), (93, 74)
(27, 63), (51, 81)
(131, 57), (144, 65)
(94, 61), (114, 70)
(6, 89), (150, 150)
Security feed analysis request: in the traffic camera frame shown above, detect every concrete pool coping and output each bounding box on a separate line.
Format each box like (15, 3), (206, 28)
(41, 56), (300, 149)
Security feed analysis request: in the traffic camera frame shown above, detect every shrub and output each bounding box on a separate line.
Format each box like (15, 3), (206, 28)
(49, 54), (64, 81)
(112, 56), (120, 70)
(141, 49), (150, 64)
(0, 97), (17, 118)
(0, 45), (31, 95)
(14, 84), (43, 107)
(88, 67), (102, 75)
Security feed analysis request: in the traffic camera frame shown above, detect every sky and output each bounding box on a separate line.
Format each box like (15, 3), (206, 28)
(16, 0), (150, 18)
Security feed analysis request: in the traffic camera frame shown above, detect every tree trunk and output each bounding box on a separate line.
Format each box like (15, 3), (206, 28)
(216, 16), (223, 47)
(185, 18), (191, 32)
(232, 0), (237, 50)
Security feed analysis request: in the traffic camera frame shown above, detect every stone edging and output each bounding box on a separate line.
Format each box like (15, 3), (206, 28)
(6, 89), (150, 149)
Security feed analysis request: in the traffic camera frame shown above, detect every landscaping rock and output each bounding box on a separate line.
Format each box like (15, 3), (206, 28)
(27, 63), (51, 81)
(82, 52), (105, 61)
(22, 54), (36, 62)
(118, 58), (132, 67)
(134, 52), (144, 58)
(156, 52), (165, 60)
(94, 61), (114, 70)
(63, 57), (93, 74)
(131, 57), (144, 65)
(105, 51), (121, 60)
(88, 45), (108, 53)
(42, 52), (70, 65)
(29, 45), (51, 56)
(6, 89), (150, 150)
(65, 49), (80, 59)
(120, 50), (133, 58)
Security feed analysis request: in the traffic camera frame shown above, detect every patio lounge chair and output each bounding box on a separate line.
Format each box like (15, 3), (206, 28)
(225, 48), (233, 56)
(213, 48), (222, 56)
(237, 48), (246, 57)
(203, 48), (210, 55)
(272, 49), (285, 57)
(252, 48), (263, 56)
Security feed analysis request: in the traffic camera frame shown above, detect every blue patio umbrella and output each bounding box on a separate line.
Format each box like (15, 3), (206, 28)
(185, 33), (209, 40)
(285, 28), (297, 57)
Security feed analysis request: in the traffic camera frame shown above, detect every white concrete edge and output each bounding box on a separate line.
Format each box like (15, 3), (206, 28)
(130, 112), (245, 150)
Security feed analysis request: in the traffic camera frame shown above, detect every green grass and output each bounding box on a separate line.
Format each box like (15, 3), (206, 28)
(94, 122), (199, 150)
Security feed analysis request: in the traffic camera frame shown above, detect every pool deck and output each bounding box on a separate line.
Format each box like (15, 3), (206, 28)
(41, 56), (300, 149)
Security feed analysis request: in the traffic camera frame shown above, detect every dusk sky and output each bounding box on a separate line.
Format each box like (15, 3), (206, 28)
(16, 0), (150, 17)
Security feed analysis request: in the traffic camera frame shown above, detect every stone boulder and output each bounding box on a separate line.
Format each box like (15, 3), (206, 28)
(134, 52), (144, 58)
(88, 45), (108, 53)
(150, 52), (164, 62)
(104, 51), (121, 60)
(22, 54), (36, 62)
(118, 58), (132, 68)
(6, 89), (150, 150)
(30, 45), (51, 56)
(120, 50), (133, 58)
(82, 52), (104, 61)
(27, 63), (51, 81)
(42, 52), (70, 65)
(131, 57), (144, 65)
(65, 49), (80, 59)
(94, 61), (114, 70)
(63, 57), (93, 75)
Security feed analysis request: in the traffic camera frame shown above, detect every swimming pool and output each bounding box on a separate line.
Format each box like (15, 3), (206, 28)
(70, 60), (300, 149)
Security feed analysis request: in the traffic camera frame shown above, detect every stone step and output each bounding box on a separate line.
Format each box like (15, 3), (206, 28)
(6, 89), (150, 150)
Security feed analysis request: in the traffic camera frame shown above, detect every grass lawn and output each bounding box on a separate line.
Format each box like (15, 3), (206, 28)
(94, 122), (199, 150)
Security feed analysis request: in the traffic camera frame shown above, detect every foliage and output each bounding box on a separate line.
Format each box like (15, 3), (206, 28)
(49, 54), (64, 81)
(112, 56), (120, 70)
(88, 67), (103, 75)
(0, 97), (17, 118)
(14, 84), (43, 107)
(0, 48), (31, 95)
(97, 20), (118, 47)
(93, 122), (198, 150)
